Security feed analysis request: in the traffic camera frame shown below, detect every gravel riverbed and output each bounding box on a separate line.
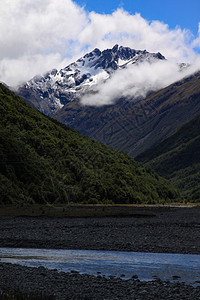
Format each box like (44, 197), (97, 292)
(0, 206), (199, 254)
(0, 206), (200, 299)
(0, 262), (200, 300)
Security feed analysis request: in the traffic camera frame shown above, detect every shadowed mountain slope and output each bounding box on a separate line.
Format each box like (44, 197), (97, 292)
(0, 83), (179, 205)
(136, 114), (200, 202)
(54, 72), (200, 157)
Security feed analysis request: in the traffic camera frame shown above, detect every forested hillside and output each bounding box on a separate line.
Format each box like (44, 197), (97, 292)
(136, 114), (200, 202)
(0, 84), (179, 205)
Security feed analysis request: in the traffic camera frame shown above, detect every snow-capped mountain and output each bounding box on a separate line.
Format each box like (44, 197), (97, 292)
(16, 45), (165, 115)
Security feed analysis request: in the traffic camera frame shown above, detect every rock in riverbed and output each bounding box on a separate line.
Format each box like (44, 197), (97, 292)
(0, 263), (200, 299)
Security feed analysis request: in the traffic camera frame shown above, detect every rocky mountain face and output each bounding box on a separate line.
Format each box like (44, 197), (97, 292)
(16, 45), (165, 115)
(14, 45), (200, 159)
(54, 71), (200, 157)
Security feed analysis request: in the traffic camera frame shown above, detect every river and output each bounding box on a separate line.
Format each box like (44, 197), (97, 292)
(0, 247), (199, 285)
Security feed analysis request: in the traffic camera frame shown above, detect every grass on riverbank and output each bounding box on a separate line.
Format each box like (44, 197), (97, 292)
(0, 203), (198, 218)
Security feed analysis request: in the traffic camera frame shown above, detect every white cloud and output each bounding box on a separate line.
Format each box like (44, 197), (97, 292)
(79, 9), (196, 62)
(0, 54), (68, 87)
(0, 1), (200, 86)
(0, 0), (87, 57)
(0, 0), (88, 86)
(81, 59), (200, 107)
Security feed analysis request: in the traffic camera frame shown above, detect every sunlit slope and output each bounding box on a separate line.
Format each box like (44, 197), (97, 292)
(0, 83), (179, 205)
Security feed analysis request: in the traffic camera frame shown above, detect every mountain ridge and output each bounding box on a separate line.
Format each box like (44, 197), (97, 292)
(14, 44), (200, 159)
(54, 71), (200, 157)
(15, 45), (165, 115)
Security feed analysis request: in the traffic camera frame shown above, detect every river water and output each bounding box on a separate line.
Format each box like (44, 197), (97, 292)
(0, 248), (199, 285)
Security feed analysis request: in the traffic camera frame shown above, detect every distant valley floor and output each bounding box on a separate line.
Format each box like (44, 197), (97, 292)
(0, 206), (199, 254)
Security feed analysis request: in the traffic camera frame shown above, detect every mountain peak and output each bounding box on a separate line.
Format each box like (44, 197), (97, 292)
(112, 44), (119, 52)
(16, 45), (166, 115)
(90, 45), (165, 72)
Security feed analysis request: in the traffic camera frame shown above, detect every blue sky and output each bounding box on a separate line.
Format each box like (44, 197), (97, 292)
(75, 0), (200, 37)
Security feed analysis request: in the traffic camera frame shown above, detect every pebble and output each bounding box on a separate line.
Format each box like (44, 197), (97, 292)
(0, 262), (200, 300)
(0, 207), (199, 254)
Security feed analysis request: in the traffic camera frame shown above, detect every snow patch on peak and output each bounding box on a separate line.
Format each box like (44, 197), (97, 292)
(17, 45), (166, 115)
